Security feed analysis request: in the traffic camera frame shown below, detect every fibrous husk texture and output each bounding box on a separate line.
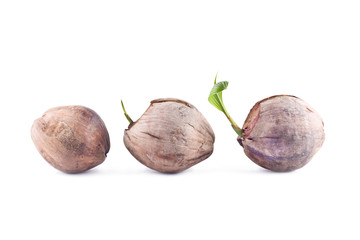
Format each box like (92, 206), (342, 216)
(31, 106), (110, 173)
(238, 95), (325, 172)
(124, 98), (215, 173)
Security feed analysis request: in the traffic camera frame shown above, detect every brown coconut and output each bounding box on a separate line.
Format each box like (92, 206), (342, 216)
(31, 106), (110, 173)
(238, 95), (325, 172)
(123, 98), (215, 173)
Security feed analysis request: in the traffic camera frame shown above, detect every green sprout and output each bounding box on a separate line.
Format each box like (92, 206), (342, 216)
(208, 74), (243, 137)
(121, 100), (133, 124)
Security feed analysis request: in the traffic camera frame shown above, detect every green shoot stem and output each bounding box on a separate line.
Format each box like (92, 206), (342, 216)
(223, 106), (243, 137)
(121, 100), (133, 124)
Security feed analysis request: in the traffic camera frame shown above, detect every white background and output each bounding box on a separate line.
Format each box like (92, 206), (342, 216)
(1, 0), (359, 239)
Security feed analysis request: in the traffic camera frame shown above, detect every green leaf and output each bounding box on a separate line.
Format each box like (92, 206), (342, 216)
(208, 80), (229, 113)
(208, 75), (243, 137)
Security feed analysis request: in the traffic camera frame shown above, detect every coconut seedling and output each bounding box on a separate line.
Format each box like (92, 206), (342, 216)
(122, 98), (215, 173)
(208, 75), (325, 171)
